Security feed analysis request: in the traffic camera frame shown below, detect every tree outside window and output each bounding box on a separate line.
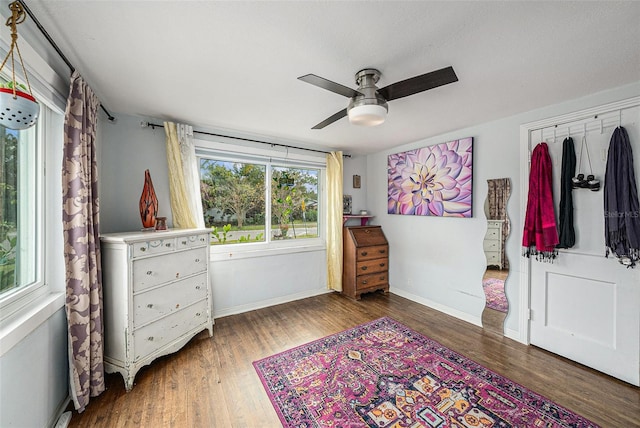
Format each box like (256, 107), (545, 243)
(199, 157), (319, 245)
(1, 122), (38, 296)
(0, 127), (18, 292)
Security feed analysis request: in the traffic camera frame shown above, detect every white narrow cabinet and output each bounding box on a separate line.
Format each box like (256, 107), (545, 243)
(100, 228), (213, 391)
(483, 220), (504, 269)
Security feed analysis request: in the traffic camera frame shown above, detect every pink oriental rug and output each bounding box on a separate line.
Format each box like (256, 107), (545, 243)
(253, 317), (597, 427)
(482, 278), (508, 313)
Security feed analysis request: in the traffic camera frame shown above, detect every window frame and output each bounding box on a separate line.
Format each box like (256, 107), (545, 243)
(0, 66), (66, 357)
(195, 138), (327, 260)
(0, 98), (47, 322)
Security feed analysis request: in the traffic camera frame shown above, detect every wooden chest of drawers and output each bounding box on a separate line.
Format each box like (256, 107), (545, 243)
(342, 226), (389, 300)
(100, 228), (213, 391)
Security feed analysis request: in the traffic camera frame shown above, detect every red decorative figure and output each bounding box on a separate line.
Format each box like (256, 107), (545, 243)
(139, 169), (158, 229)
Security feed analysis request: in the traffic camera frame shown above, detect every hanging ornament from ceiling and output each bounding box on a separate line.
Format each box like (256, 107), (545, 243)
(0, 1), (39, 130)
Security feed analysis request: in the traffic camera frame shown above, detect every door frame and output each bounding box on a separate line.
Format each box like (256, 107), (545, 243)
(517, 96), (640, 345)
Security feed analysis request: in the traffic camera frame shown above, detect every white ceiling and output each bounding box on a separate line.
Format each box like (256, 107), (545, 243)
(9, 1), (640, 155)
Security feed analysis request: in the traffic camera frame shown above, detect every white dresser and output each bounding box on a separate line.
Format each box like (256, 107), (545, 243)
(483, 220), (504, 269)
(100, 228), (213, 391)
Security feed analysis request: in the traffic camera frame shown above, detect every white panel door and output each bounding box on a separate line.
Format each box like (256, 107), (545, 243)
(530, 252), (639, 385)
(528, 105), (640, 386)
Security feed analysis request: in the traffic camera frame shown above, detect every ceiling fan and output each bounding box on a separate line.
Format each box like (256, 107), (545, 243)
(298, 66), (458, 129)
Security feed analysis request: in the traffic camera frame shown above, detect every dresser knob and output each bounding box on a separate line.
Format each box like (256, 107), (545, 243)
(140, 247), (146, 252)
(196, 312), (201, 317)
(379, 263), (385, 267)
(181, 240), (187, 245)
(365, 229), (371, 234)
(362, 280), (368, 285)
(196, 286), (201, 290)
(175, 273), (180, 278)
(146, 271), (152, 275)
(379, 249), (386, 254)
(361, 266), (368, 271)
(380, 276), (385, 280)
(147, 303), (153, 308)
(165, 243), (172, 247)
(361, 251), (368, 256)
(195, 258), (200, 263)
(148, 336), (154, 341)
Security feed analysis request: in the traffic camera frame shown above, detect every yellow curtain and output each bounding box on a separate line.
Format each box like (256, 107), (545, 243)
(165, 121), (197, 228)
(326, 151), (343, 291)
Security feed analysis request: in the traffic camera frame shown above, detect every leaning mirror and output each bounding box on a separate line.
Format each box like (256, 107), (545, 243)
(481, 178), (511, 335)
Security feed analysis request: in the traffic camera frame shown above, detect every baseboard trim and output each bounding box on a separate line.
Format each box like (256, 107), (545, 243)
(213, 288), (332, 319)
(391, 288), (483, 328)
(50, 396), (72, 428)
(504, 327), (525, 343)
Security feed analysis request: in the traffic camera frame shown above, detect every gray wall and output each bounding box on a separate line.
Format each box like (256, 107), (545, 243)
(343, 155), (367, 215)
(0, 309), (68, 428)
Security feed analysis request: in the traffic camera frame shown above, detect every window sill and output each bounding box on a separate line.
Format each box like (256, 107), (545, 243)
(0, 292), (65, 357)
(210, 241), (326, 261)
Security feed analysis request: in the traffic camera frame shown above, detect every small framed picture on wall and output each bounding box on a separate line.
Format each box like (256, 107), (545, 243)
(353, 175), (361, 189)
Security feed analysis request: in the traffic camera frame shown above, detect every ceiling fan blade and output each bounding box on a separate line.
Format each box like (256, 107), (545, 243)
(312, 109), (347, 129)
(298, 74), (363, 98)
(378, 66), (458, 101)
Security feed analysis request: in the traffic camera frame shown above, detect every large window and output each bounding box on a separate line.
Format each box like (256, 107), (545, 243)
(199, 155), (321, 245)
(0, 121), (41, 300)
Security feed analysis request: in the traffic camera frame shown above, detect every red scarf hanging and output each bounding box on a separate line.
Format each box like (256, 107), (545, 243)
(523, 142), (559, 261)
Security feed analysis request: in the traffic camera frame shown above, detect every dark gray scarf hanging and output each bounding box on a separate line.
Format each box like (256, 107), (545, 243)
(557, 137), (576, 248)
(604, 126), (640, 267)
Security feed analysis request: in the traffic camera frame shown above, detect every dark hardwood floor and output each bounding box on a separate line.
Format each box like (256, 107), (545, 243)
(68, 292), (640, 427)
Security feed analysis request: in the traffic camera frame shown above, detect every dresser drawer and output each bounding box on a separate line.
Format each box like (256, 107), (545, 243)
(356, 245), (388, 261)
(133, 273), (208, 327)
(132, 247), (207, 293)
(356, 258), (388, 275)
(485, 251), (501, 264)
(132, 237), (176, 258)
(485, 228), (500, 240)
(356, 271), (388, 290)
(483, 239), (499, 251)
(176, 233), (209, 249)
(133, 299), (209, 362)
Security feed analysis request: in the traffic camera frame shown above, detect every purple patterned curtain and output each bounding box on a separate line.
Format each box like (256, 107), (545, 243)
(62, 71), (105, 412)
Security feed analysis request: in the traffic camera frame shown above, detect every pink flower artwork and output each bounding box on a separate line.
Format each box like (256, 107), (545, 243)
(388, 137), (473, 217)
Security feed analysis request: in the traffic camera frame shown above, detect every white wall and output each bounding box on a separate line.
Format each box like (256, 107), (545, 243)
(343, 155), (368, 215)
(99, 116), (173, 233)
(0, 309), (68, 428)
(99, 116), (331, 318)
(100, 82), (640, 330)
(366, 82), (640, 338)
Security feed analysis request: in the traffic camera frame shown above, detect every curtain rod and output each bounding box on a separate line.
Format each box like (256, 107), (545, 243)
(17, 0), (116, 122)
(142, 121), (351, 158)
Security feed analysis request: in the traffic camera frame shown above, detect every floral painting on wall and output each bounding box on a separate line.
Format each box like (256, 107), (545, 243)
(388, 137), (473, 217)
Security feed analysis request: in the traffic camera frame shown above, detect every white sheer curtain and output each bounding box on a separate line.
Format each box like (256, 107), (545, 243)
(164, 122), (205, 228)
(178, 124), (205, 228)
(326, 151), (343, 291)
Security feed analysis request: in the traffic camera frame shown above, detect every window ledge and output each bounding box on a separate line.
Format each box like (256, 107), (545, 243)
(210, 241), (325, 261)
(0, 292), (65, 357)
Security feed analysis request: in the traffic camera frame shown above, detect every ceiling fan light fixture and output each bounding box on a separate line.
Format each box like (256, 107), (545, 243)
(348, 104), (387, 126)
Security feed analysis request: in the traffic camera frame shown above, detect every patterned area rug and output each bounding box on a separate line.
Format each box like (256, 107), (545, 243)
(482, 278), (508, 313)
(254, 317), (597, 427)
